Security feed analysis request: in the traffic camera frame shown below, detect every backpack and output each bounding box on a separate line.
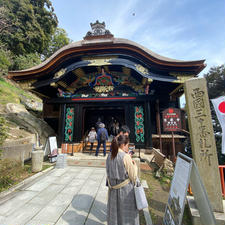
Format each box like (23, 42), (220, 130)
(100, 130), (107, 142)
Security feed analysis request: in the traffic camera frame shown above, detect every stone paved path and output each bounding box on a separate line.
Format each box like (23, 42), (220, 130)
(0, 166), (107, 225)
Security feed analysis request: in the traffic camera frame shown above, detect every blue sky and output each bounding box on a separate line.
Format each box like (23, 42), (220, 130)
(51, 0), (225, 106)
(52, 0), (225, 77)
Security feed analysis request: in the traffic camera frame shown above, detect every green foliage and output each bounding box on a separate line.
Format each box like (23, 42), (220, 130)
(0, 6), (12, 33)
(205, 65), (225, 99)
(42, 27), (72, 60)
(0, 0), (58, 55)
(204, 64), (225, 164)
(10, 53), (41, 70)
(0, 159), (52, 192)
(0, 116), (7, 147)
(0, 160), (27, 192)
(0, 43), (11, 72)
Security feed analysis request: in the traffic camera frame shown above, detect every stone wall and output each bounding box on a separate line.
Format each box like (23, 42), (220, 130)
(1, 143), (34, 163)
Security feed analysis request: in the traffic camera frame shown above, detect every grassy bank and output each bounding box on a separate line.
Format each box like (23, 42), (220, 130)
(0, 159), (52, 193)
(0, 77), (41, 105)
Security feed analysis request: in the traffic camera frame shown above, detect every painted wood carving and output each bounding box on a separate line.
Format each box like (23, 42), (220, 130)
(64, 107), (74, 142)
(135, 106), (145, 142)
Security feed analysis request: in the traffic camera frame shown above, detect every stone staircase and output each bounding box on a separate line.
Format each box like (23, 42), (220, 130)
(83, 141), (111, 154)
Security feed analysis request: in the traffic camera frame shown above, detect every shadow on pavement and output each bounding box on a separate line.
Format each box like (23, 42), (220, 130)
(62, 194), (107, 225)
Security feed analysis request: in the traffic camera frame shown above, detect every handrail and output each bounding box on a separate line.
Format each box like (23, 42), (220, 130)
(188, 165), (225, 196)
(82, 130), (89, 152)
(219, 165), (225, 196)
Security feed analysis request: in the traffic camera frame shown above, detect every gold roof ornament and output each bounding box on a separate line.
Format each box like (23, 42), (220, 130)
(54, 68), (66, 79)
(50, 82), (58, 87)
(135, 64), (149, 75)
(170, 72), (194, 83)
(147, 78), (153, 84)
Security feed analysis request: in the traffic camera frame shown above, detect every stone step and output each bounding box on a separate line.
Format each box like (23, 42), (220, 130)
(67, 158), (107, 167)
(83, 142), (111, 153)
(85, 142), (111, 146)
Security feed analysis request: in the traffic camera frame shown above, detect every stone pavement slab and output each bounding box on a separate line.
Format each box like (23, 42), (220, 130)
(0, 190), (38, 216)
(32, 205), (68, 223)
(0, 153), (155, 225)
(0, 203), (43, 225)
(0, 166), (107, 225)
(25, 221), (55, 225)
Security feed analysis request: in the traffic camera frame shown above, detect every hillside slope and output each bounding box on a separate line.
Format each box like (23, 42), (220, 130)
(0, 77), (54, 145)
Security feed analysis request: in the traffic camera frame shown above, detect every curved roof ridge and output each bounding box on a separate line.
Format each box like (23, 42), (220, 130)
(113, 38), (184, 63)
(8, 37), (205, 75)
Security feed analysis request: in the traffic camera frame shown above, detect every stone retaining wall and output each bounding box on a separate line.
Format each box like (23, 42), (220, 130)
(1, 143), (34, 162)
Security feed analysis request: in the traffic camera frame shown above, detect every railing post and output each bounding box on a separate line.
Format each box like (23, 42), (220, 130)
(219, 166), (225, 196)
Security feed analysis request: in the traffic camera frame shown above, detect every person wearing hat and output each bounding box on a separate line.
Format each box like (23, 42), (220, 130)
(88, 127), (97, 154)
(95, 123), (108, 156)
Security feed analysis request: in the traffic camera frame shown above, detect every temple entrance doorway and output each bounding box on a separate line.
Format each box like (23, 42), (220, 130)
(83, 106), (125, 137)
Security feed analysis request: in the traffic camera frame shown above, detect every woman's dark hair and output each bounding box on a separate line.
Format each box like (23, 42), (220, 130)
(118, 125), (130, 134)
(111, 134), (129, 159)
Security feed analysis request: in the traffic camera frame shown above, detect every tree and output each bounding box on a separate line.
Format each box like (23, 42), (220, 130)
(0, 6), (12, 33)
(204, 64), (225, 164)
(42, 27), (72, 60)
(10, 53), (41, 71)
(0, 41), (11, 73)
(0, 0), (58, 55)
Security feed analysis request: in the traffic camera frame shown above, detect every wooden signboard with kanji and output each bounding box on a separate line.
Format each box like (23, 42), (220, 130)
(162, 108), (181, 132)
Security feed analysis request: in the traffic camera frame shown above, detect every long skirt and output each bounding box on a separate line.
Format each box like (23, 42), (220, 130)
(107, 182), (139, 225)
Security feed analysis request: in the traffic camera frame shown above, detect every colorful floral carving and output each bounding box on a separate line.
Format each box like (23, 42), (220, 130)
(135, 106), (144, 142)
(64, 107), (74, 142)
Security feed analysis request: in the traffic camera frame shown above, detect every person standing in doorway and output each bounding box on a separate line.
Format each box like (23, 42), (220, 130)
(115, 121), (120, 136)
(96, 117), (102, 131)
(95, 123), (108, 156)
(88, 127), (97, 154)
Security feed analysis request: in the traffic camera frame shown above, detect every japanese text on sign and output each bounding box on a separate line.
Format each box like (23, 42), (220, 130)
(191, 88), (213, 166)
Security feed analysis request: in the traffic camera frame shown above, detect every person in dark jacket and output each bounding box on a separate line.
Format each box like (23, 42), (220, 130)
(95, 123), (108, 156)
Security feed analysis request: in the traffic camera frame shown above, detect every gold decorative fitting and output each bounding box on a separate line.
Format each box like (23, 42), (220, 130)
(87, 58), (112, 66)
(135, 64), (149, 75)
(172, 75), (194, 83)
(19, 80), (36, 90)
(147, 78), (153, 83)
(141, 77), (153, 85)
(170, 73), (194, 83)
(50, 82), (58, 87)
(94, 85), (114, 93)
(54, 68), (66, 79)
